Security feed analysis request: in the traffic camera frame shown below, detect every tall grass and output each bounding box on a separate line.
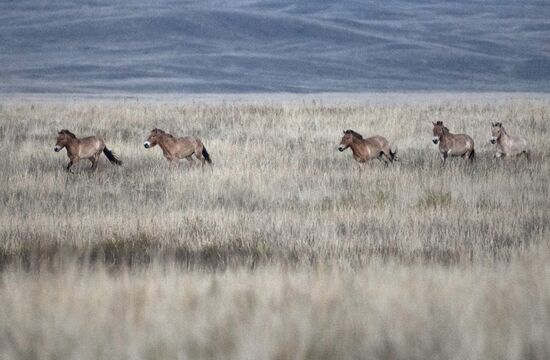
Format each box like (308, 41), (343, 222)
(0, 97), (549, 359)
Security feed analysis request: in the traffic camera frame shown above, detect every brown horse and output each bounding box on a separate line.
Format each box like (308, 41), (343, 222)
(144, 128), (211, 167)
(338, 129), (397, 164)
(54, 129), (122, 172)
(490, 122), (529, 160)
(432, 121), (474, 166)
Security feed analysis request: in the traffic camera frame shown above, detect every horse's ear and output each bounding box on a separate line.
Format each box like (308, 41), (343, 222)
(343, 130), (346, 134)
(491, 122), (495, 127)
(432, 121), (436, 126)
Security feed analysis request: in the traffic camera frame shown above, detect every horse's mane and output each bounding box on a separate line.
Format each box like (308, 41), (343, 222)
(493, 122), (508, 135)
(151, 128), (174, 138)
(344, 129), (363, 139)
(433, 122), (450, 134)
(59, 129), (76, 138)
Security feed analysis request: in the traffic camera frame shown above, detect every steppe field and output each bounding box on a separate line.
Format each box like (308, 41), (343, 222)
(1, 95), (550, 359)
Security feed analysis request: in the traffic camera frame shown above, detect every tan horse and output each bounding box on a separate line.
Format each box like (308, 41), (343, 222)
(490, 122), (529, 160)
(338, 129), (397, 164)
(54, 129), (122, 172)
(144, 128), (211, 167)
(432, 121), (474, 166)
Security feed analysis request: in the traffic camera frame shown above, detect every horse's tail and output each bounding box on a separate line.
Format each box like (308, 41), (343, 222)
(103, 147), (123, 165)
(390, 146), (398, 161)
(468, 149), (475, 161)
(202, 146), (212, 164)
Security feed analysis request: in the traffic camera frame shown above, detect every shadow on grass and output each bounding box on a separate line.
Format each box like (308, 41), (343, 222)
(0, 232), (522, 272)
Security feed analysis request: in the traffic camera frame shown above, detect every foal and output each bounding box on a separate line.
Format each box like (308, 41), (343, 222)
(143, 128), (212, 167)
(54, 129), (122, 172)
(432, 121), (475, 166)
(338, 129), (397, 164)
(490, 122), (529, 160)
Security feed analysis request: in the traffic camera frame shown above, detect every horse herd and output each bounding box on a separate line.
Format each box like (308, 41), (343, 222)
(53, 121), (529, 172)
(54, 128), (211, 172)
(337, 121), (529, 166)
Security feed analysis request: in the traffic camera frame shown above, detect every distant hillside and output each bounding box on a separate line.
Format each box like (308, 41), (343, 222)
(1, 0), (549, 93)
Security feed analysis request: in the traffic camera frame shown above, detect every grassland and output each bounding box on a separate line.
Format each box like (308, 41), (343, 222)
(0, 97), (549, 359)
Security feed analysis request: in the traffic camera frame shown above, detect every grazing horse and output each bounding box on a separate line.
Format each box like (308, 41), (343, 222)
(143, 128), (212, 167)
(54, 129), (122, 172)
(490, 122), (529, 160)
(432, 121), (475, 166)
(338, 129), (397, 164)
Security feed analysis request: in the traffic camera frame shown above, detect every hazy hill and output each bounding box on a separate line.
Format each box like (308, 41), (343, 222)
(1, 0), (549, 93)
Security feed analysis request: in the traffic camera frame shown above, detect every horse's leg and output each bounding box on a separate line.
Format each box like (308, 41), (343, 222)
(93, 153), (101, 170)
(352, 159), (363, 174)
(185, 156), (196, 168)
(88, 151), (101, 171)
(168, 158), (177, 168)
(356, 161), (364, 176)
(194, 149), (206, 168)
(383, 149), (394, 164)
(164, 153), (176, 164)
(523, 150), (531, 162)
(381, 145), (394, 163)
(163, 152), (177, 164)
(373, 151), (387, 166)
(440, 152), (447, 167)
(66, 157), (79, 173)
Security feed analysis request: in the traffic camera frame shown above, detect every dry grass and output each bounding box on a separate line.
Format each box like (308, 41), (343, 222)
(0, 97), (550, 359)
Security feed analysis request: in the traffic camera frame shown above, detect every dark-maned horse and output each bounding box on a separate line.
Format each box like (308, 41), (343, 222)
(54, 129), (122, 172)
(338, 129), (397, 165)
(490, 122), (529, 160)
(432, 121), (474, 166)
(144, 128), (211, 167)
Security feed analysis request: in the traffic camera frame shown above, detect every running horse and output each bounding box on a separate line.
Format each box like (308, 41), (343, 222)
(337, 129), (397, 165)
(54, 129), (122, 172)
(143, 128), (212, 167)
(490, 122), (529, 160)
(431, 121), (475, 166)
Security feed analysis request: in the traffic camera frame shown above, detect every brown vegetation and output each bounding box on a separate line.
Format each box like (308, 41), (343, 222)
(0, 98), (549, 359)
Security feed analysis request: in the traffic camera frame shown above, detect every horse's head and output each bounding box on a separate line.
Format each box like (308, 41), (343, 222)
(432, 121), (446, 144)
(144, 128), (163, 149)
(490, 122), (503, 144)
(338, 129), (359, 151)
(54, 129), (75, 152)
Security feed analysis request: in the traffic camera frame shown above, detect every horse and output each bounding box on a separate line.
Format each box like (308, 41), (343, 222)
(432, 121), (475, 166)
(337, 129), (397, 165)
(143, 128), (212, 167)
(490, 122), (529, 160)
(54, 129), (122, 172)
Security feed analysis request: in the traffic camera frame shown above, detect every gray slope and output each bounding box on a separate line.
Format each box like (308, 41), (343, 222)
(1, 0), (549, 93)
